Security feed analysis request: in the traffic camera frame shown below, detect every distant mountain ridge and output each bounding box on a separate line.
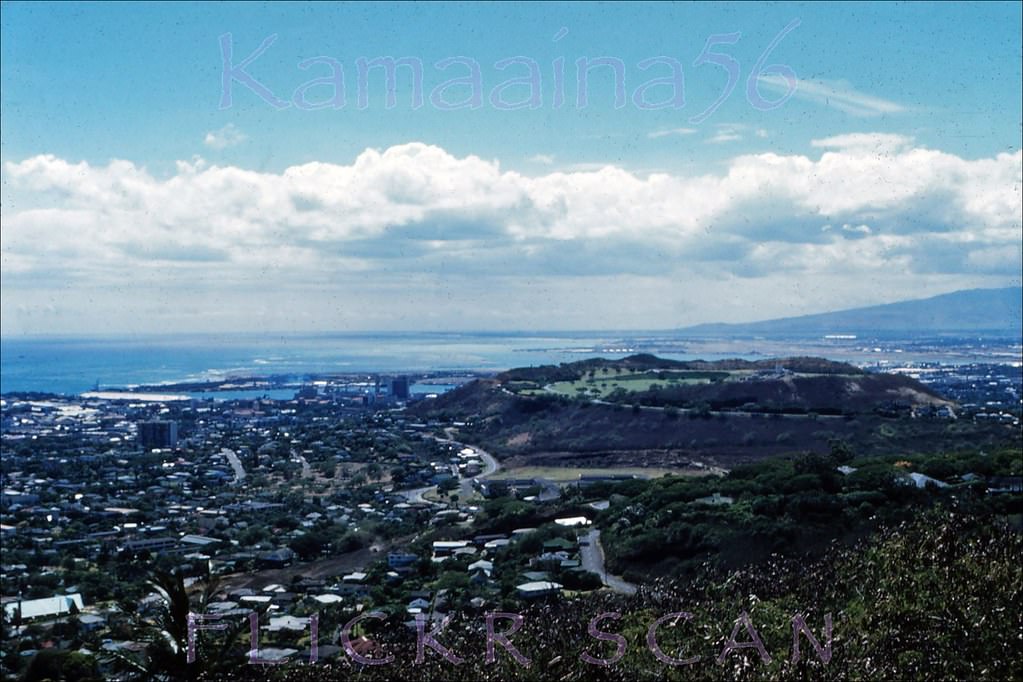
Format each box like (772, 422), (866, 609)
(681, 287), (1022, 335)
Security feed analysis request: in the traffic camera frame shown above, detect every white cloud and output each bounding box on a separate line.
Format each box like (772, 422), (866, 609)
(648, 127), (697, 139)
(2, 138), (1020, 332)
(759, 75), (907, 117)
(528, 154), (555, 165)
(204, 123), (247, 150)
(811, 133), (914, 154)
(708, 132), (741, 144)
(707, 123), (749, 144)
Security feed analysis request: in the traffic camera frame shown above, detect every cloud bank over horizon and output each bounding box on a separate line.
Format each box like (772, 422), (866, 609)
(2, 135), (1020, 334)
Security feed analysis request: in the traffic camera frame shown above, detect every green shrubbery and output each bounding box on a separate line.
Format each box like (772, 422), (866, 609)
(598, 448), (1021, 579)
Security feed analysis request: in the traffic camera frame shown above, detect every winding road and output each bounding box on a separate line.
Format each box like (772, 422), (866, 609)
(393, 431), (500, 505)
(580, 528), (637, 595)
(392, 431), (637, 595)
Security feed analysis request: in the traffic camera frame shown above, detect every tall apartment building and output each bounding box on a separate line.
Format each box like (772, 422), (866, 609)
(138, 420), (178, 449)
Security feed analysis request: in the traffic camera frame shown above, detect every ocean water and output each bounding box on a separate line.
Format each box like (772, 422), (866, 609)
(0, 331), (676, 395)
(8, 330), (1010, 396)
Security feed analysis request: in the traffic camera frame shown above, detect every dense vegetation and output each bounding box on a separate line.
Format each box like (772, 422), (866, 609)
(594, 446), (1021, 580)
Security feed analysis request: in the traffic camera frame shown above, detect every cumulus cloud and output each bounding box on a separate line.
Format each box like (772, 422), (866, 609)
(204, 123), (247, 150)
(2, 139), (1020, 331)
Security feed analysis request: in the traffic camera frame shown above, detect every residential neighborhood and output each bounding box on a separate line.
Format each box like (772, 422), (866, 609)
(0, 378), (643, 674)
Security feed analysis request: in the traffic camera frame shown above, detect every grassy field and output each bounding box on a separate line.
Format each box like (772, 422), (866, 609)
(489, 465), (719, 482)
(546, 369), (736, 399)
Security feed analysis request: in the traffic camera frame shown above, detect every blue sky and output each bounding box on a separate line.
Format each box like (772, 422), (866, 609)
(2, 2), (1021, 334)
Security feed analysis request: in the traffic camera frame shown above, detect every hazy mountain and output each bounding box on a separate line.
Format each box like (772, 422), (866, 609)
(681, 287), (1022, 335)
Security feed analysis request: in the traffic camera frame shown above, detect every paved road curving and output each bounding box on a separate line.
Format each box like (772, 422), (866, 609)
(394, 431), (501, 505)
(580, 528), (637, 595)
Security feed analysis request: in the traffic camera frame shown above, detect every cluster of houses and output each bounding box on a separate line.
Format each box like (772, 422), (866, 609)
(1, 391), (616, 674)
(889, 362), (1021, 427)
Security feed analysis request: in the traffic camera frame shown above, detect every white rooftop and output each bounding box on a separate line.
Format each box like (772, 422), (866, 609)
(515, 581), (562, 593)
(313, 594), (343, 605)
(239, 595), (273, 604)
(266, 615), (311, 632)
(4, 594), (85, 621)
(554, 516), (591, 527)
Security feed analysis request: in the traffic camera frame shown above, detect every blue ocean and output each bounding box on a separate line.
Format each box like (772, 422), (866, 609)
(0, 331), (686, 395)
